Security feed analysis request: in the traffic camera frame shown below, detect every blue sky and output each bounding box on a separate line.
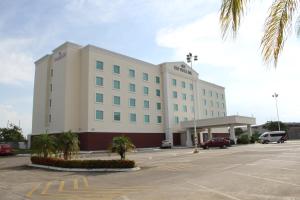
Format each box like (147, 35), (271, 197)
(0, 0), (299, 136)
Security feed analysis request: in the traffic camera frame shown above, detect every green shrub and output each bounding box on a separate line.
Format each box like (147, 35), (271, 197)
(237, 135), (250, 144)
(250, 132), (260, 143)
(31, 156), (135, 169)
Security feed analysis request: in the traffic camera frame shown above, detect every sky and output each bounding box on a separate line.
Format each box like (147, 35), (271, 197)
(0, 0), (299, 136)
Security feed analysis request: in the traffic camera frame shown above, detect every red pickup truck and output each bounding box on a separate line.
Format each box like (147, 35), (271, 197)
(200, 138), (230, 149)
(0, 144), (13, 155)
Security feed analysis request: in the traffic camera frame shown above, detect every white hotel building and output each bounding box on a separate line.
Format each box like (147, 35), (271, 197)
(32, 42), (232, 150)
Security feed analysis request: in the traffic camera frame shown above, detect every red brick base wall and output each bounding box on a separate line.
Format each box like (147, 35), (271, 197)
(79, 132), (165, 150)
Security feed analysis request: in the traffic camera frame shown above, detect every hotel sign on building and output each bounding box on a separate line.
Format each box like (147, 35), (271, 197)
(173, 64), (192, 75)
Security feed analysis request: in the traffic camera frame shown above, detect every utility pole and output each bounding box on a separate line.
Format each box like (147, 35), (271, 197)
(272, 93), (281, 131)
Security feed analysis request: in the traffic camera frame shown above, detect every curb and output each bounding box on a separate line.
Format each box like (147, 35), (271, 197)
(28, 164), (140, 172)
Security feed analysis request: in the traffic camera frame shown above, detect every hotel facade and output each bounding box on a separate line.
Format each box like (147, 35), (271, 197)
(32, 42), (228, 150)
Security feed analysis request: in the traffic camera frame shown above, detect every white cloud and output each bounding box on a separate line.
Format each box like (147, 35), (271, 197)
(156, 1), (300, 124)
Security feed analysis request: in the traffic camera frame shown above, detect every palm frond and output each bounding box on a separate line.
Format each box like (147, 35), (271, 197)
(220, 0), (249, 39)
(261, 0), (298, 67)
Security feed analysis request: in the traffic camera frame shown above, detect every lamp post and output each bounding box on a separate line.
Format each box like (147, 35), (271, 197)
(187, 52), (199, 153)
(272, 92), (281, 131)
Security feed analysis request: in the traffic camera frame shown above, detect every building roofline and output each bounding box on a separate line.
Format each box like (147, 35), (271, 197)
(197, 79), (225, 89)
(52, 41), (82, 52)
(34, 54), (50, 65)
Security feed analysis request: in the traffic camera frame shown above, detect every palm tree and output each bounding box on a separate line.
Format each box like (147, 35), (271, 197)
(110, 136), (135, 160)
(31, 133), (56, 158)
(57, 131), (80, 160)
(220, 0), (300, 67)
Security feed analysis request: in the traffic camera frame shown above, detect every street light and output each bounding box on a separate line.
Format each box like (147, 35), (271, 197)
(186, 52), (199, 153)
(272, 92), (281, 131)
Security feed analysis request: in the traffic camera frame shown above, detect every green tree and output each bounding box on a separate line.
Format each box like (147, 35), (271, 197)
(31, 134), (56, 158)
(220, 0), (300, 67)
(57, 131), (80, 160)
(110, 136), (135, 160)
(263, 121), (288, 131)
(235, 127), (244, 136)
(0, 123), (25, 142)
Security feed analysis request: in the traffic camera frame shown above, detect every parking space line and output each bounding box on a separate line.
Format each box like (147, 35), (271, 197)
(41, 182), (52, 195)
(73, 178), (79, 190)
(232, 172), (300, 187)
(26, 183), (41, 198)
(82, 177), (89, 188)
(58, 181), (65, 192)
(187, 181), (242, 200)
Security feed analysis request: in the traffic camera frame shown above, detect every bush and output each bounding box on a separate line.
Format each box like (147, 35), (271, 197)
(31, 156), (135, 169)
(237, 135), (250, 144)
(250, 132), (260, 143)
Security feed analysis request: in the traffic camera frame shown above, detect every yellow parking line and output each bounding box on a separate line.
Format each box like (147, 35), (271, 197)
(73, 178), (79, 190)
(82, 177), (89, 188)
(58, 181), (65, 192)
(26, 183), (41, 198)
(41, 182), (52, 195)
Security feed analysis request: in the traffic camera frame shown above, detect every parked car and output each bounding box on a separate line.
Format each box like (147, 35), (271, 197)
(160, 140), (172, 149)
(0, 144), (13, 155)
(259, 131), (287, 144)
(200, 138), (230, 149)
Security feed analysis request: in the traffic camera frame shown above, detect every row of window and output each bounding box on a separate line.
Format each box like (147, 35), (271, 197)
(172, 91), (194, 101)
(95, 110), (162, 123)
(204, 110), (226, 117)
(96, 60), (161, 83)
(203, 99), (225, 108)
(173, 104), (194, 113)
(202, 89), (224, 99)
(172, 79), (193, 90)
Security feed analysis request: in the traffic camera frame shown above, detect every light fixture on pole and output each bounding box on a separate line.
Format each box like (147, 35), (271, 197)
(272, 92), (281, 131)
(186, 52), (199, 153)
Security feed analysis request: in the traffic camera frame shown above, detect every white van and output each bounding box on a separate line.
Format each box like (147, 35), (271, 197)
(259, 131), (287, 144)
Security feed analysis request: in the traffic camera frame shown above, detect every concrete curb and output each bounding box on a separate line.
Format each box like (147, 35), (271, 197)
(28, 164), (140, 172)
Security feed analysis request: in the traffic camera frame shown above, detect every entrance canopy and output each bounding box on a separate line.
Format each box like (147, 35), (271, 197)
(181, 115), (256, 129)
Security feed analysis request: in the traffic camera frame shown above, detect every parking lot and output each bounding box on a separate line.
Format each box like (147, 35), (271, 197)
(1, 140), (300, 200)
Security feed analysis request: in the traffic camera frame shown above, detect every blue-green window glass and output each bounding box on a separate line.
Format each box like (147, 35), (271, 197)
(216, 92), (219, 98)
(218, 111), (220, 117)
(210, 100), (214, 107)
(174, 104), (178, 111)
(184, 117), (188, 121)
(129, 69), (135, 78)
(191, 95), (194, 101)
(96, 76), (103, 86)
(144, 100), (150, 109)
(95, 110), (103, 120)
(96, 61), (103, 70)
(114, 112), (121, 121)
(181, 81), (186, 88)
(172, 79), (177, 86)
(175, 116), (179, 124)
(155, 76), (160, 84)
(129, 83), (136, 92)
(157, 116), (162, 123)
(96, 93), (103, 103)
(190, 83), (193, 90)
(144, 115), (150, 123)
(210, 91), (213, 96)
(211, 111), (214, 116)
(143, 73), (149, 81)
(156, 102), (161, 110)
(182, 93), (187, 100)
(202, 89), (206, 95)
(113, 80), (120, 89)
(143, 86), (149, 95)
(130, 113), (136, 122)
(113, 65), (120, 74)
(204, 99), (207, 106)
(191, 106), (195, 113)
(129, 98), (136, 107)
(182, 105), (187, 112)
(221, 94), (224, 99)
(113, 96), (121, 105)
(173, 91), (177, 98)
(156, 89), (160, 97)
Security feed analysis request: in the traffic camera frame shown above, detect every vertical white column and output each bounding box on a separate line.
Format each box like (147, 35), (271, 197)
(186, 129), (192, 147)
(230, 125), (236, 144)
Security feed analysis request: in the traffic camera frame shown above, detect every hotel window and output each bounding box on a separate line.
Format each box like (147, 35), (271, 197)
(157, 116), (162, 123)
(217, 102), (220, 108)
(129, 83), (136, 92)
(113, 65), (120, 74)
(129, 98), (136, 107)
(130, 113), (136, 122)
(205, 109), (208, 116)
(50, 84), (52, 92)
(191, 95), (194, 101)
(224, 112), (226, 116)
(144, 115), (150, 123)
(113, 80), (120, 89)
(222, 103), (225, 108)
(96, 76), (103, 86)
(174, 116), (179, 124)
(96, 93), (103, 103)
(143, 73), (149, 81)
(155, 76), (160, 84)
(221, 94), (224, 99)
(156, 89), (160, 97)
(114, 112), (121, 121)
(172, 79), (177, 86)
(49, 99), (52, 108)
(210, 100), (214, 107)
(202, 89), (206, 95)
(95, 110), (103, 120)
(204, 99), (207, 106)
(184, 117), (188, 121)
(96, 61), (103, 70)
(216, 92), (219, 98)
(113, 96), (121, 105)
(210, 91), (213, 97)
(50, 69), (53, 77)
(218, 111), (220, 117)
(174, 104), (178, 111)
(181, 81), (186, 88)
(49, 114), (51, 123)
(143, 86), (149, 95)
(190, 83), (193, 90)
(182, 93), (187, 100)
(182, 105), (187, 112)
(129, 69), (135, 78)
(144, 100), (150, 109)
(173, 91), (178, 98)
(156, 102), (161, 110)
(191, 106), (195, 113)
(211, 111), (214, 116)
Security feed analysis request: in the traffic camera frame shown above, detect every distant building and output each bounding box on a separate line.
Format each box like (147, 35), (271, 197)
(252, 122), (300, 139)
